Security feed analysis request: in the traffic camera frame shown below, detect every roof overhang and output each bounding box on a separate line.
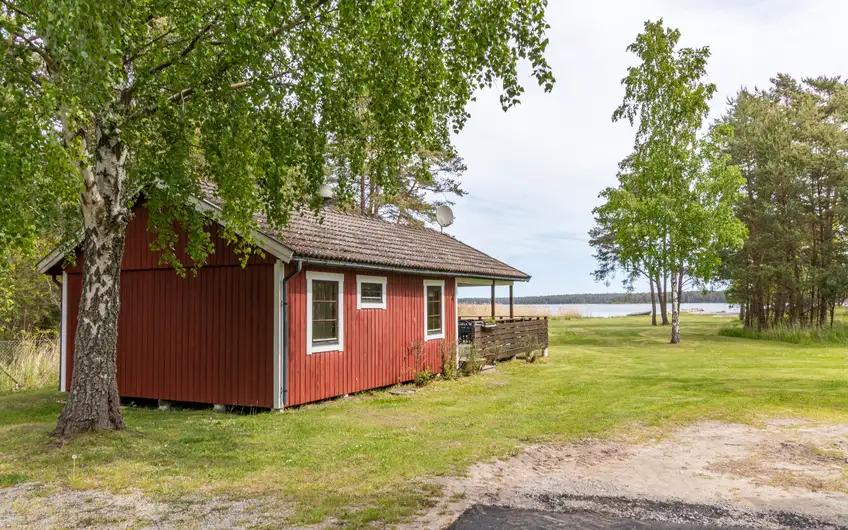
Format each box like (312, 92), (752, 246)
(37, 243), (78, 275)
(295, 256), (530, 283)
(37, 198), (295, 275)
(190, 197), (294, 263)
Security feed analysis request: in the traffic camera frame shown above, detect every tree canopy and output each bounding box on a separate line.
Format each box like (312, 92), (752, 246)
(722, 75), (848, 328)
(0, 0), (554, 437)
(591, 19), (746, 343)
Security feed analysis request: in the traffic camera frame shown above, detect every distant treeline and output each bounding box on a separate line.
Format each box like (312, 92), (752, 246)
(460, 291), (726, 305)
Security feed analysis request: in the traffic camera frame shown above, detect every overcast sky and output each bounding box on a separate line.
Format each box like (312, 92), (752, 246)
(447, 0), (848, 298)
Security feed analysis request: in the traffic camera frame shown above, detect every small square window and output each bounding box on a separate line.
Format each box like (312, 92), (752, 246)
(357, 275), (387, 309)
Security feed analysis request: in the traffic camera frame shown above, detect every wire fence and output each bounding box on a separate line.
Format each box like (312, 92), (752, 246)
(0, 338), (59, 393)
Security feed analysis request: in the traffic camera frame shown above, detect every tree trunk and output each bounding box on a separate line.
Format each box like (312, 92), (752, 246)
(669, 270), (681, 344)
(658, 273), (669, 325)
(649, 278), (657, 326)
(53, 122), (129, 439)
(360, 173), (366, 214)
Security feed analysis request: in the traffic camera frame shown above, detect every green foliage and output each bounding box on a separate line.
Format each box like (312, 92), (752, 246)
(459, 345), (485, 376)
(439, 342), (457, 380)
(592, 19), (746, 341)
(721, 76), (848, 329)
(0, 0), (555, 264)
(413, 368), (435, 388)
(0, 242), (60, 339)
(0, 472), (28, 487)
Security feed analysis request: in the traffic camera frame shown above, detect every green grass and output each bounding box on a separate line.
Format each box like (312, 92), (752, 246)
(719, 319), (848, 345)
(1, 315), (847, 526)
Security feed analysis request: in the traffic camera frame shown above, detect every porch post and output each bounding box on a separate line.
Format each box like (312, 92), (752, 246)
(491, 280), (496, 318)
(509, 284), (514, 318)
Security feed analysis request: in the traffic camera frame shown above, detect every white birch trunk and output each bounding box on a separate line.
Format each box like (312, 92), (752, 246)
(54, 120), (130, 438)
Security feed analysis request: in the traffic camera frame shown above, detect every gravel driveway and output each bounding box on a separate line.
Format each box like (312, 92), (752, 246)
(408, 419), (848, 530)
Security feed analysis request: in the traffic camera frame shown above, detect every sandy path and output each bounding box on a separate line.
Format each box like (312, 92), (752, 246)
(410, 420), (848, 529)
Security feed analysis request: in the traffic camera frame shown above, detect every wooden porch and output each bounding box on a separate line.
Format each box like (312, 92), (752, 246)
(458, 316), (549, 362)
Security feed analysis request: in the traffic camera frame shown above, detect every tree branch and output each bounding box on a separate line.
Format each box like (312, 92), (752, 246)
(0, 0), (32, 19)
(148, 19), (217, 75)
(124, 28), (175, 65)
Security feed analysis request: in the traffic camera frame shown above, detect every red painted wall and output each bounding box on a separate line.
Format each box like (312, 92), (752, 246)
(286, 267), (457, 406)
(65, 206), (276, 407)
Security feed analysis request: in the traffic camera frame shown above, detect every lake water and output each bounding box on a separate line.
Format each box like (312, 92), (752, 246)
(545, 303), (737, 318)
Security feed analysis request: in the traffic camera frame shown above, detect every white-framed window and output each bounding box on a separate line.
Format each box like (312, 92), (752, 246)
(357, 275), (387, 310)
(306, 271), (345, 354)
(423, 279), (445, 341)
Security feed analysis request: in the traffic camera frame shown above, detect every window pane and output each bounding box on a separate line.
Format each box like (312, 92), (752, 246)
(314, 300), (336, 320)
(361, 282), (383, 303)
(426, 285), (442, 333)
(313, 280), (338, 302)
(313, 320), (337, 341)
(312, 280), (338, 344)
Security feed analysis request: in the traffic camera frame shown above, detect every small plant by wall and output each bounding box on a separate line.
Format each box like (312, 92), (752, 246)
(439, 342), (458, 380)
(460, 345), (485, 376)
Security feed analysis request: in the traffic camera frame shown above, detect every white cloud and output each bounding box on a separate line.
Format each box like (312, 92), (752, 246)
(449, 0), (848, 297)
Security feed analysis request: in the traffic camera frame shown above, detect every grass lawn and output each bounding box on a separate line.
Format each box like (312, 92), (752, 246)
(1, 315), (847, 526)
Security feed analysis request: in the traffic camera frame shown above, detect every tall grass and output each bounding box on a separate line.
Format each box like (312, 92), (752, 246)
(719, 322), (848, 345)
(0, 339), (59, 393)
(458, 303), (581, 319)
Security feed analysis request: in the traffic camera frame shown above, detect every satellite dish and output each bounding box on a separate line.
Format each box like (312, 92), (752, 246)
(435, 205), (454, 229)
(318, 184), (333, 199)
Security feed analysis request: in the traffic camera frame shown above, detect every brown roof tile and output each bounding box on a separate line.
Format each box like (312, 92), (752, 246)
(199, 182), (528, 281)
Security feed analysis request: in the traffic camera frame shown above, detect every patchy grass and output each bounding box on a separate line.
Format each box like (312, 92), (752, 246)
(0, 315), (847, 527)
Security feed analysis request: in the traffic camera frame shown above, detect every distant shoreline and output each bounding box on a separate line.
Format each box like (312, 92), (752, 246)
(459, 290), (727, 306)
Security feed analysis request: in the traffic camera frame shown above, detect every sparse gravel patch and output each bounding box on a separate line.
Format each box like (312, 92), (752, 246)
(408, 420), (848, 529)
(0, 483), (294, 529)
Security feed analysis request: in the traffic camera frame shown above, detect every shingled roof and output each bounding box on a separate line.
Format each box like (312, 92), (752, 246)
(199, 183), (529, 281)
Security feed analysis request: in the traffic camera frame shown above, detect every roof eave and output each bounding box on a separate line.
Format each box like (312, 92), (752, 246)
(293, 255), (530, 282)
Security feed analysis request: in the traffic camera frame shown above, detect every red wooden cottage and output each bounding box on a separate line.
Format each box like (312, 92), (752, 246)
(39, 188), (530, 409)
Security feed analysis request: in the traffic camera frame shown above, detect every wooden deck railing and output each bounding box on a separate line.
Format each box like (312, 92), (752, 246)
(458, 316), (549, 362)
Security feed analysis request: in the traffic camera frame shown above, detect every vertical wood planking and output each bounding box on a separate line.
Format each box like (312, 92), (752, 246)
(286, 268), (457, 407)
(63, 204), (276, 408)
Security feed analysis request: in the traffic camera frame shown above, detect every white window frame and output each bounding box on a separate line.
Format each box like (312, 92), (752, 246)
(306, 271), (345, 355)
(423, 279), (445, 341)
(356, 275), (387, 310)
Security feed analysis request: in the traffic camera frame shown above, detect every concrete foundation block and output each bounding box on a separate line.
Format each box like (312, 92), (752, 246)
(158, 399), (172, 411)
(213, 403), (227, 413)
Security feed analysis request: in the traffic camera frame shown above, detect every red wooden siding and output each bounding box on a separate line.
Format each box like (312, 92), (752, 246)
(286, 267), (457, 406)
(64, 205), (275, 407)
(64, 205), (274, 274)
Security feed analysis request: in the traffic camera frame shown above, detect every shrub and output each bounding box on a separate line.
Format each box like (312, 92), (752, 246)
(439, 342), (458, 380)
(460, 345), (485, 376)
(414, 368), (435, 387)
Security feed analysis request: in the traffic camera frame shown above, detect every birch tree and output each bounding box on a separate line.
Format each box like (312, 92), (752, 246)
(0, 0), (554, 437)
(592, 20), (745, 343)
